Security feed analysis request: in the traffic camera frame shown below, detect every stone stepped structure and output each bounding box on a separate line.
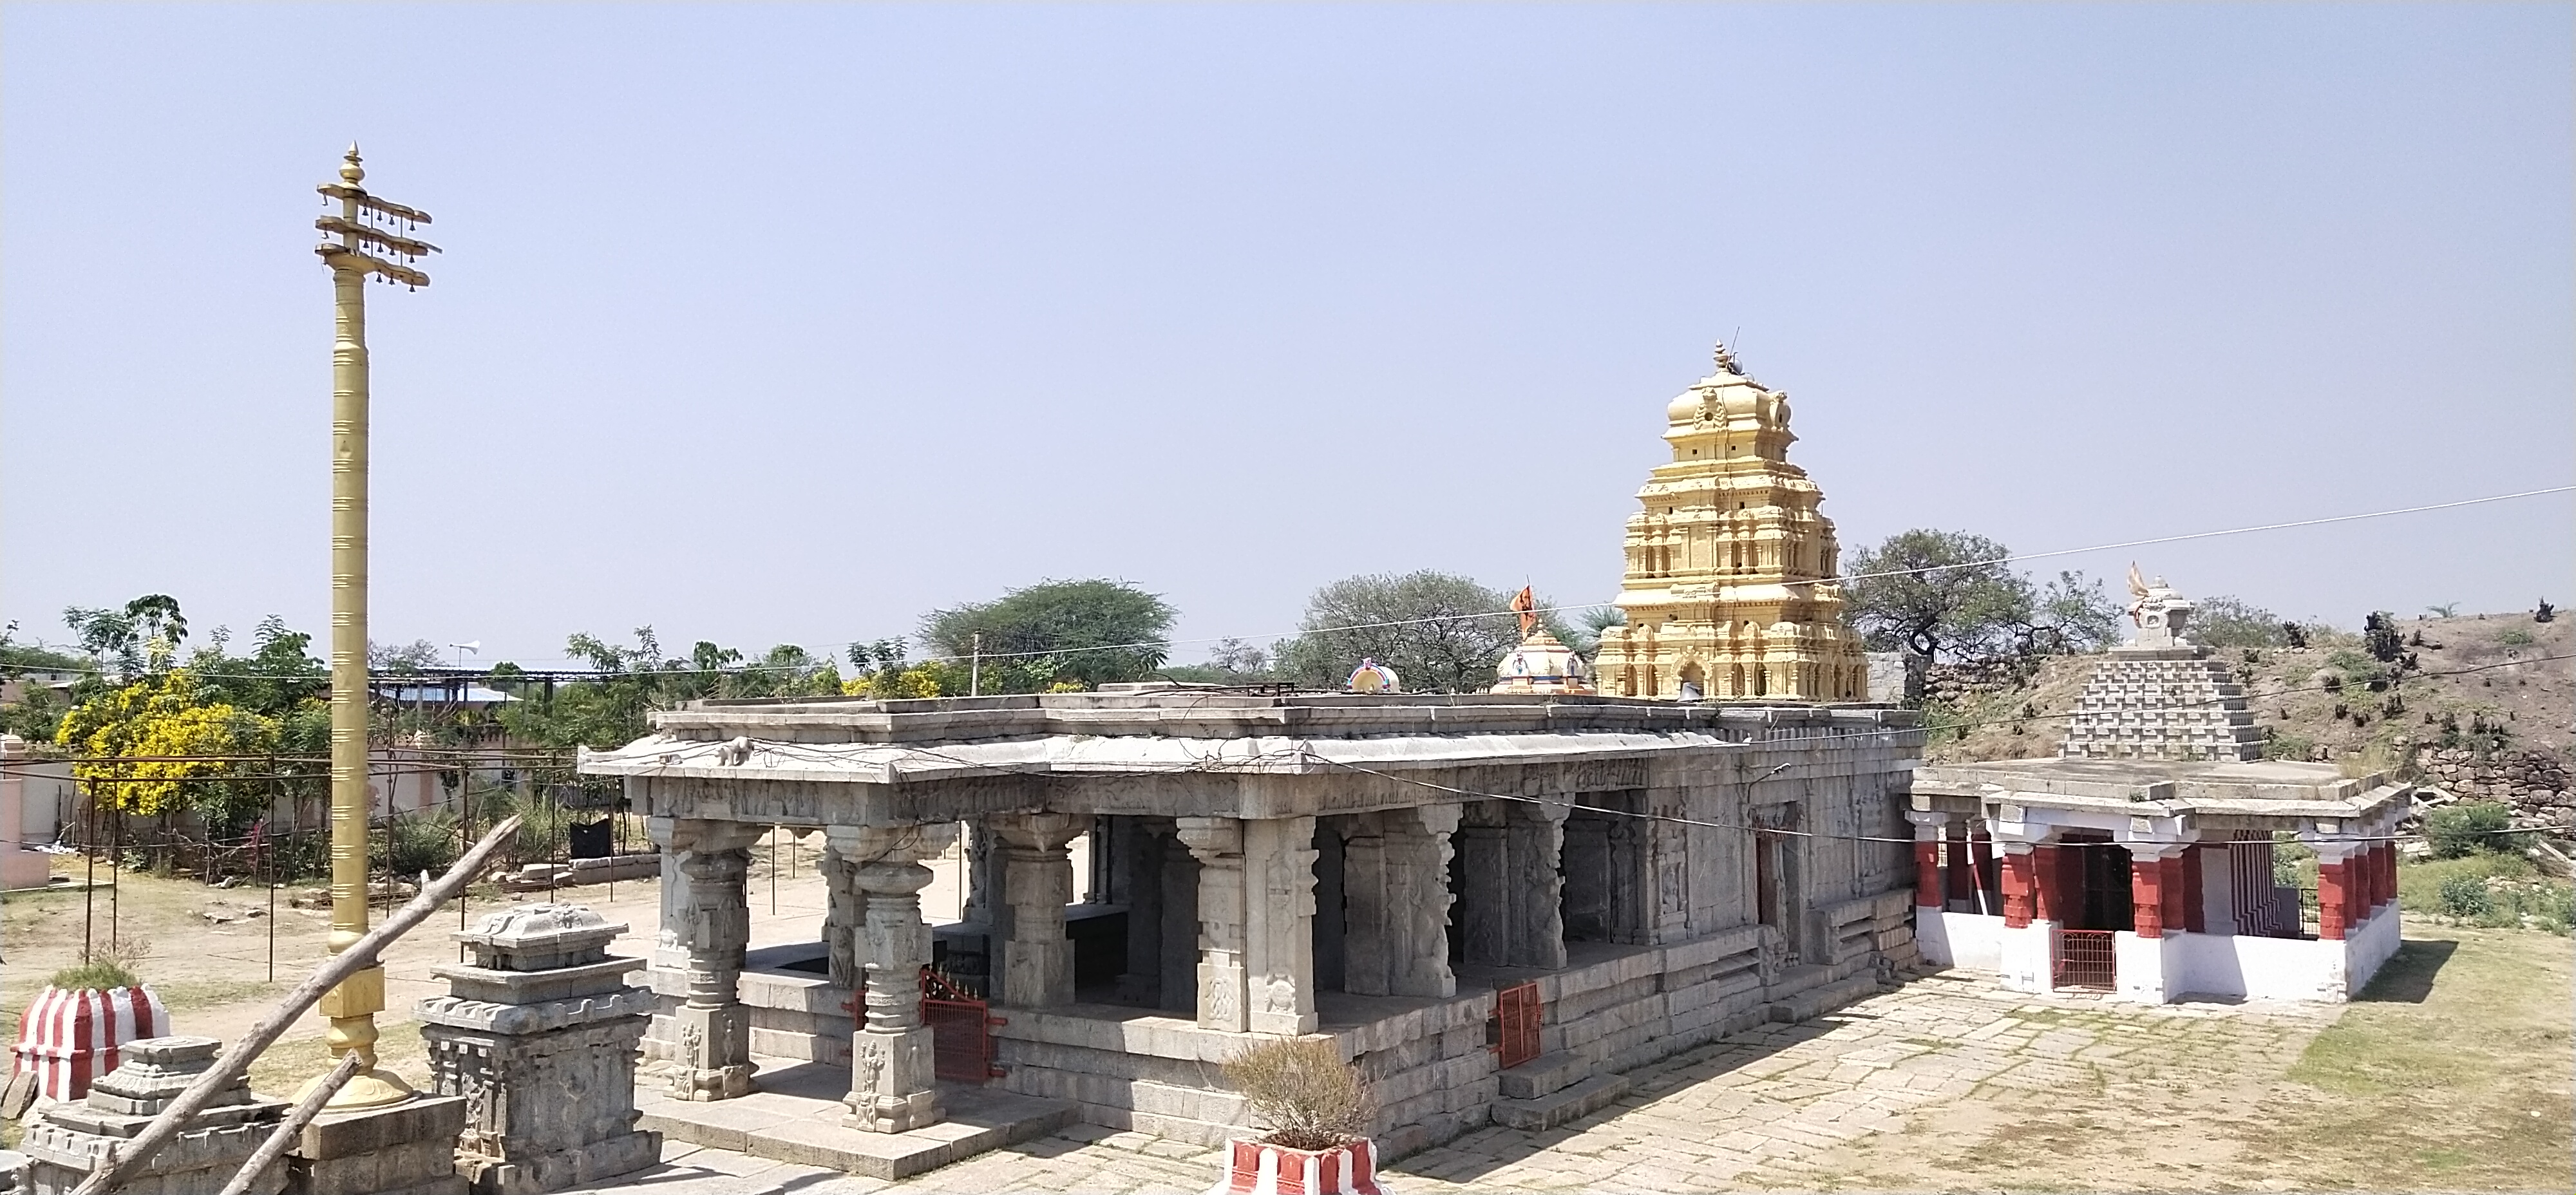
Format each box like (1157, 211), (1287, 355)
(2060, 654), (2263, 762)
(2058, 577), (2263, 764)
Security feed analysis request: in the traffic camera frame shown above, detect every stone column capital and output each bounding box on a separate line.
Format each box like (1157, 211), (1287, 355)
(824, 822), (959, 866)
(1904, 809), (1951, 838)
(990, 811), (1086, 852)
(2123, 842), (2189, 861)
(1175, 815), (1242, 858)
(647, 816), (766, 856)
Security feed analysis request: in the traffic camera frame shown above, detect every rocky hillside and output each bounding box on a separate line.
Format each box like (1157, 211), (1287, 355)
(1921, 610), (2572, 833)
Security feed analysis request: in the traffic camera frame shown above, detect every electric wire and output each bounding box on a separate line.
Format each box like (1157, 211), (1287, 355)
(23, 484), (2548, 678)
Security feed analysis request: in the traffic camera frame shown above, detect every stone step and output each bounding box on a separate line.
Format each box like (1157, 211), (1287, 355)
(1489, 1073), (1630, 1131)
(640, 1073), (1077, 1180)
(1495, 1050), (1591, 1101)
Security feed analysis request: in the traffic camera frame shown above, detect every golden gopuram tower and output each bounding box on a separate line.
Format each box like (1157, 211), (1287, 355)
(1594, 343), (1868, 702)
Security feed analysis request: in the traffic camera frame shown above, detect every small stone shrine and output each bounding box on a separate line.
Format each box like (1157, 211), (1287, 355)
(19, 1036), (288, 1195)
(1912, 572), (2410, 1004)
(416, 905), (659, 1195)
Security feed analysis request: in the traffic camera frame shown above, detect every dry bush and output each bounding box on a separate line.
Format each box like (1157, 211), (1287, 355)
(1221, 1037), (1373, 1150)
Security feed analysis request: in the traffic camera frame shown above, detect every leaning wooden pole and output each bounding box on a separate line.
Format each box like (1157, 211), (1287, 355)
(69, 814), (522, 1195)
(214, 1051), (363, 1195)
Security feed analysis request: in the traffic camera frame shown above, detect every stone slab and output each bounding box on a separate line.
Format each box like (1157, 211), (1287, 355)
(1489, 1073), (1631, 1131)
(1495, 1050), (1591, 1101)
(640, 1074), (1075, 1181)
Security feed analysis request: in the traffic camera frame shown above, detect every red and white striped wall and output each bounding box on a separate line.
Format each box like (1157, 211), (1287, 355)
(10, 984), (169, 1103)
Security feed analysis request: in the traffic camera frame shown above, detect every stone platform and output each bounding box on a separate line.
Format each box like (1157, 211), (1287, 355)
(635, 1059), (1077, 1180)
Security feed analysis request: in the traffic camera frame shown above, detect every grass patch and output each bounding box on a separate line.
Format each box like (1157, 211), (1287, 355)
(151, 977), (285, 1013)
(2249, 927), (2574, 1190)
(241, 1024), (431, 1100)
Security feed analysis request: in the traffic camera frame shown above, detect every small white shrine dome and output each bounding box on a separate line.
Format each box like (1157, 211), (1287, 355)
(1491, 630), (1596, 695)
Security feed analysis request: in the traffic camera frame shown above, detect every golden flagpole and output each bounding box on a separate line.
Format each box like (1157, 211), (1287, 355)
(309, 144), (437, 1109)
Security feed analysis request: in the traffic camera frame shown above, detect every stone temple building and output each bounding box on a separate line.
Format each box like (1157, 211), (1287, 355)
(570, 353), (1929, 1174)
(1909, 578), (2409, 1004)
(1593, 343), (1870, 703)
(582, 693), (1923, 1170)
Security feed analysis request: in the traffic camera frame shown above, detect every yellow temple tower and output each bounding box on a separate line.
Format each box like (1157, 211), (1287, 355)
(1594, 343), (1868, 702)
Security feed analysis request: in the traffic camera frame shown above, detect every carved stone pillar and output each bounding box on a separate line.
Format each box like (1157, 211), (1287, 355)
(1388, 804), (1458, 997)
(824, 823), (956, 1133)
(643, 817), (762, 1101)
(1177, 816), (1249, 1032)
(1244, 816), (1320, 1035)
(1158, 834), (1200, 1014)
(989, 813), (1084, 1009)
(1507, 801), (1569, 969)
(819, 840), (860, 990)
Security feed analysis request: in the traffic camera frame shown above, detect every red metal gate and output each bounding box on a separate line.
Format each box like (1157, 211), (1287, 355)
(2052, 929), (2116, 991)
(920, 966), (1006, 1083)
(1492, 981), (1542, 1069)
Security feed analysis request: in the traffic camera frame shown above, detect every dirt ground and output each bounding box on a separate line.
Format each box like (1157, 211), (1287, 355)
(8, 852), (2569, 1192)
(0, 829), (969, 1093)
(1789, 925), (2573, 1192)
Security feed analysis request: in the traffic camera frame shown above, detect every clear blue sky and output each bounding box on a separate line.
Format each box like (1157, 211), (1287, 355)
(6, 4), (2570, 668)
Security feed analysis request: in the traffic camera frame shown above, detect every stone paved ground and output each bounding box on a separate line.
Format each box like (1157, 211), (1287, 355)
(576, 972), (2342, 1194)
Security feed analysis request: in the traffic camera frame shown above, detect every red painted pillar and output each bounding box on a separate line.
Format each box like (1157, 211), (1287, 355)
(2002, 850), (2034, 928)
(2031, 845), (2062, 923)
(2380, 844), (2398, 910)
(2317, 859), (2348, 940)
(1945, 832), (1970, 905)
(2180, 847), (2206, 934)
(2130, 853), (2165, 938)
(1915, 838), (1943, 908)
(2159, 854), (2188, 935)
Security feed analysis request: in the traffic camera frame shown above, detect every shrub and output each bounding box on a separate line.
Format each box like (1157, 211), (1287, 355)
(378, 811), (462, 878)
(1222, 1037), (1373, 1150)
(2262, 730), (2315, 762)
(48, 959), (142, 990)
(2499, 628), (2534, 646)
(2425, 802), (2516, 859)
(2436, 873), (2493, 918)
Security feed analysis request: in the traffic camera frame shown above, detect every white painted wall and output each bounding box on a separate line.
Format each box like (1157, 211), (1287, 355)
(1917, 910), (2004, 974)
(1998, 919), (2054, 993)
(2171, 929), (2349, 1002)
(2345, 903), (2402, 995)
(2113, 931), (2186, 1003)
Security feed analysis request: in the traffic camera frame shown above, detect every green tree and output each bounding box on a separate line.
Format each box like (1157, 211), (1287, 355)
(2193, 595), (2290, 648)
(1273, 571), (1572, 694)
(919, 579), (1175, 691)
(63, 594), (189, 678)
(1842, 531), (2028, 663)
(1842, 531), (2120, 663)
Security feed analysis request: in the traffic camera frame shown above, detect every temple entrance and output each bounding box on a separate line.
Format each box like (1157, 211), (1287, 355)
(2058, 834), (2134, 932)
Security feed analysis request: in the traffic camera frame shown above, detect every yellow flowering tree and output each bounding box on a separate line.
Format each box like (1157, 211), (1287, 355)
(55, 668), (279, 820)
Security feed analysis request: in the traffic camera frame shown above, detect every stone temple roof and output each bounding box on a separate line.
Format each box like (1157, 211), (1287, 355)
(578, 686), (1921, 789)
(1913, 757), (2413, 827)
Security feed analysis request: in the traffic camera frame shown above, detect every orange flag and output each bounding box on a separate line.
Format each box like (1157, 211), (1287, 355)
(1510, 586), (1537, 637)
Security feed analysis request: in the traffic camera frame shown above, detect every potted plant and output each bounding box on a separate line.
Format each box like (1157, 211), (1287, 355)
(1211, 1037), (1381, 1195)
(10, 954), (169, 1104)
